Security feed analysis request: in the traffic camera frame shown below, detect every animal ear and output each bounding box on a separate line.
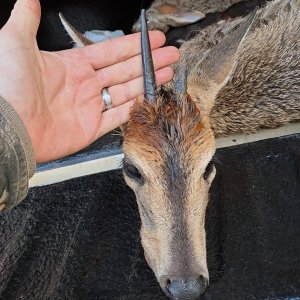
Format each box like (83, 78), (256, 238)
(59, 13), (93, 47)
(192, 8), (257, 113)
(158, 4), (205, 27)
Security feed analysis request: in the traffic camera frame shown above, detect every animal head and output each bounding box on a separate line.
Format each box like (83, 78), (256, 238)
(122, 9), (256, 300)
(122, 88), (215, 299)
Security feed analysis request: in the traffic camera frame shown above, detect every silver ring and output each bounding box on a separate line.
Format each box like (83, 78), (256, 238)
(101, 87), (113, 111)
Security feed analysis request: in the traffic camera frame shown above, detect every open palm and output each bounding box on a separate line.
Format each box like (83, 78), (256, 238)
(0, 0), (179, 163)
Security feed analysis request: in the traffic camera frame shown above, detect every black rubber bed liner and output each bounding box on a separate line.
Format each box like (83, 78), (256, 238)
(0, 134), (299, 300)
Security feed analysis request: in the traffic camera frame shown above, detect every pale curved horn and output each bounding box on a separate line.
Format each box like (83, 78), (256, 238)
(141, 9), (157, 102)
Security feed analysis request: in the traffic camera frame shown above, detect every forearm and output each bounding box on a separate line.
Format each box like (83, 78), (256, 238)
(0, 96), (35, 213)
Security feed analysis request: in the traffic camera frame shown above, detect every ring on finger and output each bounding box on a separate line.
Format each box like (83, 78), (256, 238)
(101, 87), (113, 111)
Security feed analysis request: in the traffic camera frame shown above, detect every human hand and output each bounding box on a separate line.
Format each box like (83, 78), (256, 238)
(0, 0), (179, 163)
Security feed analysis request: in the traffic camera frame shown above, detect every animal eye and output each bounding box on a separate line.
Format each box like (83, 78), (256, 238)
(123, 163), (143, 182)
(203, 161), (214, 180)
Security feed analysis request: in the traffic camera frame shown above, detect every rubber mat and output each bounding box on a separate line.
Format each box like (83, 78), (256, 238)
(0, 134), (299, 300)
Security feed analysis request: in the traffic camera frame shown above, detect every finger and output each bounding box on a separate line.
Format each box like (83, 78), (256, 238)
(97, 46), (179, 87)
(74, 31), (167, 69)
(6, 0), (41, 38)
(101, 67), (174, 110)
(97, 100), (135, 138)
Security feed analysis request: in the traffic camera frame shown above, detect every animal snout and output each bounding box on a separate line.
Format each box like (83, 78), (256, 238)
(160, 275), (208, 300)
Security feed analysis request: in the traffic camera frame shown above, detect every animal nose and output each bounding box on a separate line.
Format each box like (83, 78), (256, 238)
(160, 275), (208, 300)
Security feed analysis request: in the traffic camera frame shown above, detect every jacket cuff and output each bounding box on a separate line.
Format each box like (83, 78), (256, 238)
(0, 96), (36, 212)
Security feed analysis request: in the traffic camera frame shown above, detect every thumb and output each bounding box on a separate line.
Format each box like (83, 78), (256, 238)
(5, 0), (41, 39)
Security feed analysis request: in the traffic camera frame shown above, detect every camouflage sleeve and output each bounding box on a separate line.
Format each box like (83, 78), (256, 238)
(0, 96), (35, 213)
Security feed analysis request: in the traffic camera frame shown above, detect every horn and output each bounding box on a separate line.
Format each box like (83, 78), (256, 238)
(141, 9), (157, 102)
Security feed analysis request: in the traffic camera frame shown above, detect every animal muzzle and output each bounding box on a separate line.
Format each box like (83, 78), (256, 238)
(159, 274), (208, 300)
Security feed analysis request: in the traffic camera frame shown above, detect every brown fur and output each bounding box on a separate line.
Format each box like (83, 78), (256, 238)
(124, 88), (209, 159)
(181, 0), (300, 136)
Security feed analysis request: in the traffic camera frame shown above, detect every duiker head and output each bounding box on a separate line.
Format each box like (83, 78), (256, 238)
(122, 9), (256, 300)
(122, 10), (215, 299)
